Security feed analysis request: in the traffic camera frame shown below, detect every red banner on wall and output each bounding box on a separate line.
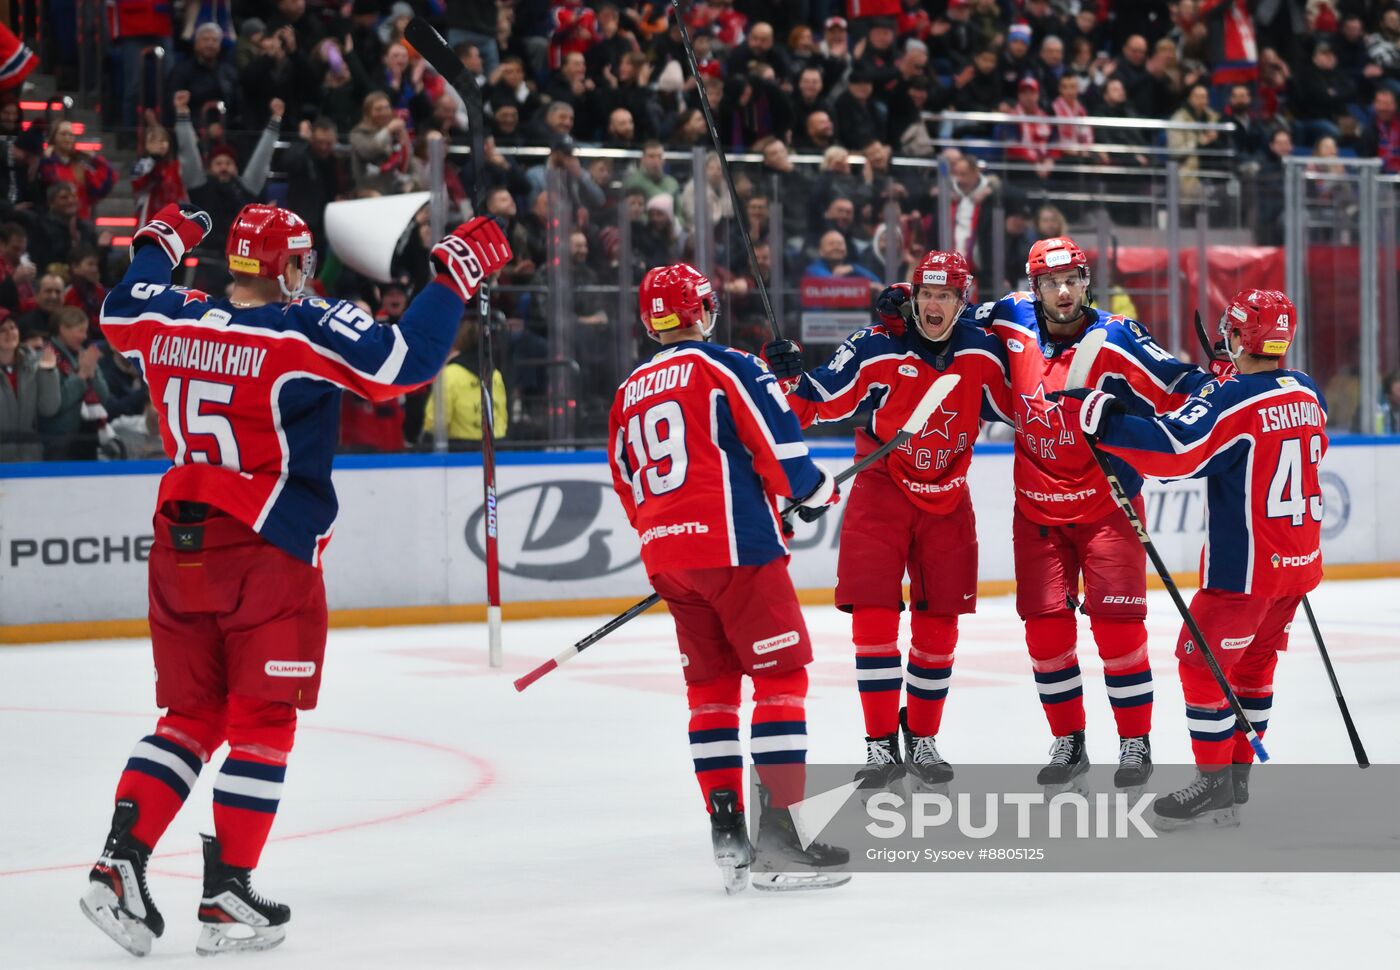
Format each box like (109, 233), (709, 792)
(800, 276), (872, 309)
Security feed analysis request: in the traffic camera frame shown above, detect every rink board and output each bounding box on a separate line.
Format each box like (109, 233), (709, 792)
(1, 441), (1397, 628)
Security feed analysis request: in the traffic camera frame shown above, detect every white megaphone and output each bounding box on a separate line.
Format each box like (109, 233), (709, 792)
(324, 191), (430, 283)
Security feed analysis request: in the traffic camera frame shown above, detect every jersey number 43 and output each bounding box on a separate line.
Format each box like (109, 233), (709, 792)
(1266, 434), (1323, 527)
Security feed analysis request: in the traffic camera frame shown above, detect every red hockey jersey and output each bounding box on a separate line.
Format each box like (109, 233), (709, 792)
(985, 293), (1213, 525)
(785, 321), (1011, 514)
(608, 340), (826, 577)
(1096, 371), (1328, 596)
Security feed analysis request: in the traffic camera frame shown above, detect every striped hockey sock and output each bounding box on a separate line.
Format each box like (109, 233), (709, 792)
(212, 753), (287, 870)
(853, 606), (902, 738)
(1231, 691), (1272, 764)
(687, 675), (743, 813)
(1185, 704), (1236, 768)
(751, 668), (808, 810)
(1027, 613), (1085, 736)
(905, 613), (956, 737)
(1094, 619), (1153, 738)
(115, 733), (205, 849)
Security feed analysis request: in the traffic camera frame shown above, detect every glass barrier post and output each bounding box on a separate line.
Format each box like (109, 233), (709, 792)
(1359, 163), (1380, 435)
(691, 148), (713, 279)
(616, 194), (634, 389)
(1094, 205), (1111, 299)
(937, 156), (953, 252)
(769, 176), (784, 336)
(882, 200), (901, 284)
(1166, 160), (1183, 354)
(989, 201), (1005, 296)
(428, 135), (448, 454)
(1283, 157), (1308, 372)
(1382, 182), (1399, 379)
(546, 167), (575, 442)
(1195, 202), (1210, 331)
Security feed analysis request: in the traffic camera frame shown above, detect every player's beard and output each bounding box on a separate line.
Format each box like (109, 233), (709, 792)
(1041, 292), (1084, 327)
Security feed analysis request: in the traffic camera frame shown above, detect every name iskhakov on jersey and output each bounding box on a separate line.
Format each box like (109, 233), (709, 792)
(624, 361), (696, 408)
(1259, 400), (1323, 433)
(148, 332), (269, 378)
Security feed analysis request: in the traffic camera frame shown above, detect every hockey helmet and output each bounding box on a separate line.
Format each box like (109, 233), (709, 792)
(1219, 288), (1296, 358)
(912, 250), (973, 303)
(1025, 235), (1089, 284)
(227, 203), (317, 299)
(639, 262), (718, 338)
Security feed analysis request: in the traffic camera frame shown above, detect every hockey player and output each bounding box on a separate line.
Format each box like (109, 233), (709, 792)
(983, 236), (1216, 791)
(1053, 289), (1326, 826)
(761, 251), (1012, 792)
(608, 262), (849, 894)
(80, 202), (511, 956)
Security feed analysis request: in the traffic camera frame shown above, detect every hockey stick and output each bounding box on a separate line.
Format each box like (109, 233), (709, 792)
(1195, 312), (1364, 762)
(1066, 329), (1269, 761)
(405, 18), (504, 667)
(671, 0), (781, 341)
(513, 373), (963, 691)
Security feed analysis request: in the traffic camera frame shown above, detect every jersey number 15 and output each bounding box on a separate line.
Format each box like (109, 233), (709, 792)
(162, 376), (242, 472)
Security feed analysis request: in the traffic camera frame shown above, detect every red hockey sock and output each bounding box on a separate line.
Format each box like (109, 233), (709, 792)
(687, 674), (743, 813)
(1180, 663), (1234, 769)
(1092, 617), (1153, 738)
(906, 613), (957, 737)
(115, 705), (226, 850)
(853, 606), (902, 738)
(752, 668), (808, 809)
(212, 695), (296, 870)
(1026, 612), (1084, 736)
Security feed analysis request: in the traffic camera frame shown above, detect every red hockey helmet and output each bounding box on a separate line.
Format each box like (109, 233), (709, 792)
(1025, 235), (1089, 282)
(226, 203), (316, 298)
(639, 262), (717, 338)
(912, 249), (973, 302)
(1219, 288), (1297, 358)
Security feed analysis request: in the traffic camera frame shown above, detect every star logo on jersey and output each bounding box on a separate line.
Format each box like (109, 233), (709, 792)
(1020, 382), (1060, 429)
(919, 401), (959, 440)
(1008, 291), (1034, 306)
(171, 286), (209, 307)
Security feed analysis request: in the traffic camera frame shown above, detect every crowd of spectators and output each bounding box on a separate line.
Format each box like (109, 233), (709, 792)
(6, 1), (1400, 456)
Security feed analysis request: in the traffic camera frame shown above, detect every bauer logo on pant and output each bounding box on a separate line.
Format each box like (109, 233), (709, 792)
(264, 661), (316, 678)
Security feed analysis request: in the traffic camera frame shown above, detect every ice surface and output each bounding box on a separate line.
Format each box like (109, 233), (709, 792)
(2, 581), (1398, 968)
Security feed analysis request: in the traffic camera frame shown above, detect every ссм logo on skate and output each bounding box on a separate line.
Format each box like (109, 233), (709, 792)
(752, 631), (800, 654)
(264, 661), (316, 677)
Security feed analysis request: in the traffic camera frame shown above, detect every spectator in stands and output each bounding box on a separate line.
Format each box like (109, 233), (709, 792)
(235, 17), (266, 71)
(1169, 82), (1222, 202)
(1360, 89), (1400, 174)
(1052, 72), (1096, 160)
(1035, 204), (1068, 240)
(854, 18), (901, 93)
(946, 153), (997, 273)
(486, 185), (534, 283)
(835, 69), (883, 149)
(545, 51), (603, 140)
(953, 46), (1004, 123)
(526, 135), (606, 215)
(860, 140), (912, 213)
(999, 22), (1036, 99)
(742, 194), (771, 253)
(677, 152), (733, 233)
(929, 1), (985, 73)
(28, 184), (99, 272)
(531, 101), (576, 145)
(310, 36), (372, 135)
(1109, 35), (1157, 117)
(810, 148), (863, 230)
(603, 108), (638, 149)
(796, 111), (839, 152)
(0, 222), (35, 314)
(0, 309), (59, 462)
(753, 136), (812, 251)
(266, 0), (326, 57)
(1290, 39), (1357, 145)
(896, 76), (939, 155)
(1333, 16), (1373, 91)
(1380, 370), (1400, 434)
(62, 245), (106, 331)
(421, 319), (508, 446)
(491, 101), (526, 147)
(445, 1), (502, 76)
(284, 117), (352, 255)
(167, 22), (240, 124)
(1256, 127), (1294, 245)
(586, 3), (639, 82)
(727, 21), (790, 80)
(1367, 8), (1400, 96)
(622, 141), (679, 202)
(600, 53), (661, 141)
(380, 41), (432, 130)
(817, 15), (854, 89)
(40, 306), (109, 459)
(349, 91), (411, 195)
(791, 67), (832, 136)
(1006, 77), (1054, 182)
(1223, 83), (1270, 166)
(179, 98), (280, 285)
(805, 229), (881, 286)
(1094, 77), (1152, 169)
(668, 108), (709, 150)
(239, 25), (313, 133)
(17, 271), (65, 340)
(108, 0), (174, 132)
(96, 338), (148, 420)
(131, 107), (186, 225)
(637, 192), (679, 268)
(38, 121), (114, 224)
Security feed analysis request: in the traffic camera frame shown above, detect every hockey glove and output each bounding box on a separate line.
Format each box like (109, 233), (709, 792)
(792, 467), (840, 523)
(875, 282), (913, 337)
(761, 338), (805, 392)
(1207, 358), (1238, 381)
(1047, 387), (1124, 440)
(431, 216), (512, 303)
(132, 203), (212, 265)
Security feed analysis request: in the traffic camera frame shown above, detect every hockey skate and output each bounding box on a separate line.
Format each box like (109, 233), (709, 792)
(751, 787), (851, 893)
(80, 799), (165, 957)
(708, 789), (753, 895)
(900, 707), (953, 792)
(854, 732), (905, 801)
(1113, 735), (1153, 793)
(1036, 731), (1090, 795)
(195, 834), (290, 956)
(1232, 764), (1251, 807)
(1151, 769), (1239, 831)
